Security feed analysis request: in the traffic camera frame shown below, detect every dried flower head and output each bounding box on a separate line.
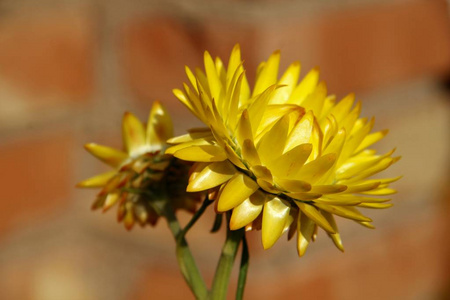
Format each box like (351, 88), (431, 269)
(167, 45), (400, 255)
(78, 101), (200, 230)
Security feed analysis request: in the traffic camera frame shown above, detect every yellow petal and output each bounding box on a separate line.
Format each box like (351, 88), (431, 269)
(323, 128), (346, 157)
(340, 101), (361, 134)
(289, 67), (320, 105)
(166, 129), (213, 144)
(362, 188), (397, 196)
(269, 143), (312, 178)
(336, 149), (396, 180)
(294, 153), (337, 184)
(241, 139), (261, 166)
(287, 192), (322, 201)
(103, 192), (120, 212)
(174, 145), (227, 162)
(362, 176), (402, 186)
(357, 203), (393, 209)
(77, 171), (117, 188)
(257, 114), (289, 165)
(227, 44), (242, 87)
(253, 50), (280, 97)
(236, 110), (254, 145)
(204, 51), (223, 101)
(165, 138), (213, 155)
(355, 129), (389, 153)
(84, 143), (128, 168)
(224, 143), (247, 170)
(285, 111), (314, 152)
(271, 62), (301, 104)
(320, 193), (390, 203)
(300, 81), (327, 117)
(321, 211), (344, 252)
(345, 182), (381, 194)
(230, 191), (265, 230)
(315, 203), (372, 222)
(147, 101), (173, 148)
(228, 72), (246, 129)
(262, 196), (291, 249)
(173, 88), (202, 121)
(296, 202), (335, 233)
(217, 173), (259, 212)
(344, 157), (397, 183)
(310, 185), (347, 194)
(123, 112), (147, 156)
(187, 161), (236, 192)
(248, 85), (278, 134)
(296, 212), (316, 257)
(329, 93), (355, 123)
(257, 178), (279, 193)
(251, 165), (273, 182)
(276, 179), (311, 193)
(314, 196), (361, 206)
(357, 221), (375, 229)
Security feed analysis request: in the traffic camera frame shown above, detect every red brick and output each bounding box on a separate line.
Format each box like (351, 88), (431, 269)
(0, 132), (74, 235)
(120, 16), (202, 117)
(260, 0), (450, 96)
(0, 11), (95, 100)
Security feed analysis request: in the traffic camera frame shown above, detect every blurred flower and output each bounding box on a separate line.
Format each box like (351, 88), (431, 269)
(167, 45), (400, 255)
(78, 101), (199, 230)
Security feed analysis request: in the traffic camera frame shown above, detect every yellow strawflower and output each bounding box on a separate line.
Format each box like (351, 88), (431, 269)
(167, 45), (400, 255)
(78, 101), (200, 230)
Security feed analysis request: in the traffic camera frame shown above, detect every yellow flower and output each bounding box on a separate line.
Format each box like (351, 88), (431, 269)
(167, 45), (401, 255)
(78, 101), (200, 230)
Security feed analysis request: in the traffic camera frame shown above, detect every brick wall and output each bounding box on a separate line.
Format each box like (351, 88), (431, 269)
(0, 0), (449, 299)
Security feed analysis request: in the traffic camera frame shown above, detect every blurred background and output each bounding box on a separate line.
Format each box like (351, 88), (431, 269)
(0, 0), (450, 299)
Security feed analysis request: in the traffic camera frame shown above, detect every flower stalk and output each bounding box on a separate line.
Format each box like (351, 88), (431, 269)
(211, 213), (245, 300)
(163, 201), (209, 299)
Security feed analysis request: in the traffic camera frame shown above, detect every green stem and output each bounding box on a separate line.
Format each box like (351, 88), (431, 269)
(210, 220), (245, 300)
(182, 197), (213, 237)
(236, 234), (249, 300)
(164, 204), (208, 299)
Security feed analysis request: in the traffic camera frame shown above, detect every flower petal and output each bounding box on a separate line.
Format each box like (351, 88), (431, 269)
(174, 145), (228, 162)
(257, 114), (289, 165)
(84, 143), (128, 168)
(269, 143), (312, 178)
(146, 101), (173, 148)
(187, 161), (236, 192)
(236, 110), (254, 145)
(296, 212), (316, 257)
(262, 196), (291, 249)
(276, 179), (311, 193)
(322, 211), (344, 252)
(253, 50), (280, 97)
(271, 61), (301, 104)
(285, 111), (314, 152)
(294, 153), (337, 184)
(217, 173), (259, 212)
(242, 139), (261, 166)
(230, 191), (265, 230)
(310, 185), (347, 194)
(355, 129), (389, 153)
(289, 67), (320, 105)
(77, 171), (117, 188)
(166, 129), (212, 144)
(315, 203), (372, 222)
(123, 112), (147, 156)
(296, 202), (335, 233)
(357, 203), (393, 209)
